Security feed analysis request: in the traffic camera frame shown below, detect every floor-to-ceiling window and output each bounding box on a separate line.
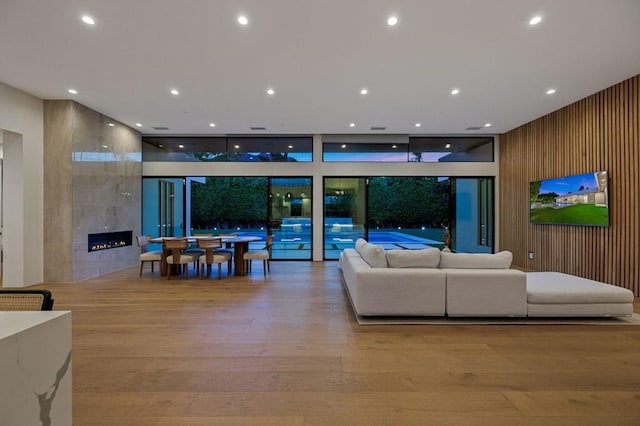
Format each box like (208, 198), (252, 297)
(142, 177), (185, 250)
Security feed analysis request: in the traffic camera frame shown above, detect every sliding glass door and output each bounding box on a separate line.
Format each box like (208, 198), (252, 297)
(269, 178), (312, 259)
(323, 176), (494, 259)
(324, 178), (367, 259)
(186, 176), (313, 260)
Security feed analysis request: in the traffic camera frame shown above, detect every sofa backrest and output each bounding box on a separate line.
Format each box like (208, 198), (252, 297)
(386, 248), (441, 268)
(439, 251), (513, 269)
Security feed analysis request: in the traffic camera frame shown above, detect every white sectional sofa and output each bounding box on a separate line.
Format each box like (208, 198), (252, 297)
(339, 239), (635, 318)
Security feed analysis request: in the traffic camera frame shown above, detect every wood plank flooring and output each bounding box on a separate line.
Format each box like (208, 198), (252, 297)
(33, 261), (640, 425)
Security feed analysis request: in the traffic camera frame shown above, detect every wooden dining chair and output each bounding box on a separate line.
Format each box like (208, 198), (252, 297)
(216, 233), (238, 272)
(197, 237), (232, 280)
(163, 238), (199, 280)
(242, 235), (274, 276)
(136, 235), (163, 276)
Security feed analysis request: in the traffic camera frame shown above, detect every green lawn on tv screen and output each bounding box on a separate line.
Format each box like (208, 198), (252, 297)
(530, 204), (609, 226)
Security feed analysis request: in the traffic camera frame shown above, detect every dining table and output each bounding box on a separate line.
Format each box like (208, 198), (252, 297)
(150, 235), (262, 276)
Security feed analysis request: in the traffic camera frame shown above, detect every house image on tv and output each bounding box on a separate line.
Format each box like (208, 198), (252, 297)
(554, 171), (608, 207)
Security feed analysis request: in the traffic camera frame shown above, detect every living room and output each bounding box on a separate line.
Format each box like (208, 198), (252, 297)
(1, 1), (640, 424)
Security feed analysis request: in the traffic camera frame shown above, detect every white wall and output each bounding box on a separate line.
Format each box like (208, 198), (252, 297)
(0, 82), (44, 287)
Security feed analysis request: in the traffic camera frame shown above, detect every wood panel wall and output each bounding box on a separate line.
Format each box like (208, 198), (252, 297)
(499, 75), (639, 296)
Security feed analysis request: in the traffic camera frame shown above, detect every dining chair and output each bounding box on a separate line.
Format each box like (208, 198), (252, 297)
(163, 238), (199, 280)
(216, 233), (238, 272)
(136, 235), (163, 276)
(0, 289), (54, 311)
(242, 235), (274, 276)
(197, 237), (232, 280)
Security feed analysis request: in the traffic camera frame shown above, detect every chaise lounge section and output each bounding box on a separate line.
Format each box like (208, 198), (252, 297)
(526, 272), (634, 317)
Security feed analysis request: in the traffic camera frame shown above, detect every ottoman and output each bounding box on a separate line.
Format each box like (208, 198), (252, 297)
(526, 272), (634, 317)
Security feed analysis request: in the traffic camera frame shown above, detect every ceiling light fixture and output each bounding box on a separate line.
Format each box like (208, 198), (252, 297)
(484, 123), (492, 127)
(341, 144), (347, 149)
(237, 15), (249, 25)
(267, 88), (275, 95)
(81, 15), (95, 25)
(108, 123), (115, 127)
(178, 144), (184, 149)
(546, 88), (556, 95)
(415, 123), (421, 128)
(360, 88), (368, 95)
(387, 16), (398, 26)
(445, 143), (451, 149)
(209, 123), (216, 127)
(101, 144), (108, 148)
(529, 16), (542, 25)
(68, 89), (78, 95)
(135, 123), (142, 127)
(234, 145), (240, 149)
(288, 145), (293, 149)
(451, 88), (460, 95)
(349, 123), (355, 127)
(391, 144), (397, 149)
(170, 89), (179, 95)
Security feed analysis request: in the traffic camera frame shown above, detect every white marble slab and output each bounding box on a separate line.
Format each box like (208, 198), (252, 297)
(0, 311), (72, 426)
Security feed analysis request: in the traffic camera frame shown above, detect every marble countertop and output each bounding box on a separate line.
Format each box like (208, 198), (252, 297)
(0, 311), (70, 341)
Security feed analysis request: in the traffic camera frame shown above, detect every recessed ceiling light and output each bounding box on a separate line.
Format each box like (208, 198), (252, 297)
(237, 15), (248, 25)
(391, 144), (397, 149)
(349, 123), (355, 127)
(484, 123), (492, 127)
(451, 88), (460, 95)
(387, 16), (398, 26)
(234, 145), (240, 149)
(341, 144), (347, 149)
(81, 15), (95, 25)
(445, 143), (451, 149)
(209, 123), (216, 127)
(101, 144), (108, 148)
(529, 16), (542, 26)
(178, 144), (184, 149)
(267, 88), (275, 95)
(108, 123), (115, 127)
(135, 123), (142, 127)
(170, 89), (179, 95)
(415, 123), (421, 128)
(158, 144), (163, 148)
(288, 145), (293, 149)
(360, 88), (368, 95)
(68, 89), (78, 94)
(546, 88), (556, 95)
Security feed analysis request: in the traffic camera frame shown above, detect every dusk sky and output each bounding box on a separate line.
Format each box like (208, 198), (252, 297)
(538, 172), (599, 196)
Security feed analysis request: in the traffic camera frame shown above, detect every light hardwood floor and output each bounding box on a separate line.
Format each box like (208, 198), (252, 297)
(34, 261), (640, 425)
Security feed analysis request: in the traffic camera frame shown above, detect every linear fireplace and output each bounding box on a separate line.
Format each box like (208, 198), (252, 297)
(88, 231), (133, 252)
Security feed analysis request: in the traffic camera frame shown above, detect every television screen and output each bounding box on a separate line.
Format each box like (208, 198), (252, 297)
(530, 171), (609, 226)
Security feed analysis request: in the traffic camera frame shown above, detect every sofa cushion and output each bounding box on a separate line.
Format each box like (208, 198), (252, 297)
(439, 251), (513, 269)
(355, 238), (387, 268)
(386, 248), (441, 268)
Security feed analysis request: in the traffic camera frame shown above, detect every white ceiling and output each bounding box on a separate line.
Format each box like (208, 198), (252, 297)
(1, 0), (639, 135)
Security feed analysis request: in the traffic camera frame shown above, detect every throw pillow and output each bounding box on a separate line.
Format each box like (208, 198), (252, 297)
(386, 248), (441, 268)
(355, 238), (387, 268)
(439, 251), (513, 269)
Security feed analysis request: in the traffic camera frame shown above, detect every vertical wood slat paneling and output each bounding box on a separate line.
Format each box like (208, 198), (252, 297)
(500, 75), (640, 296)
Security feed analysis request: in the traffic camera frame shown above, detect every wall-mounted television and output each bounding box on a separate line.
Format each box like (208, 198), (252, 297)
(530, 171), (609, 226)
